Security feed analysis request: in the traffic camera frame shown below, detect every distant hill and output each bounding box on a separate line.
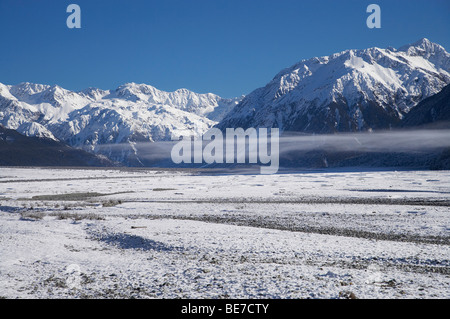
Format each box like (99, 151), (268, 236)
(0, 125), (117, 167)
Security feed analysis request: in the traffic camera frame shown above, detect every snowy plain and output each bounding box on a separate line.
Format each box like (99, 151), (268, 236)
(0, 167), (449, 299)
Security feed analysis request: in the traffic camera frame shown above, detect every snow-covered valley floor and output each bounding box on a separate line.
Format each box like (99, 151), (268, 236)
(0, 167), (449, 299)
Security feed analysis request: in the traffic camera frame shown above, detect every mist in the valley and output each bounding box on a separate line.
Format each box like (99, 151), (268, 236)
(277, 129), (450, 154)
(93, 128), (450, 169)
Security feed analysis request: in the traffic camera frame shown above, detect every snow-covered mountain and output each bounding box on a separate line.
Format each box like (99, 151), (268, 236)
(17, 122), (58, 140)
(217, 38), (450, 133)
(0, 82), (242, 165)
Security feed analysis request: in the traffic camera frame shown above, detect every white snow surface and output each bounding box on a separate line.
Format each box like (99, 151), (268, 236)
(0, 167), (448, 299)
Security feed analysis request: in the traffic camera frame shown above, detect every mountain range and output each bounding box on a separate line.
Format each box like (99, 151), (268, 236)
(1, 38), (449, 168)
(0, 82), (242, 165)
(217, 38), (450, 133)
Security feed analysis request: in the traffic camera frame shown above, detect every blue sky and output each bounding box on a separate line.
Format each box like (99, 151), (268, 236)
(1, 0), (449, 98)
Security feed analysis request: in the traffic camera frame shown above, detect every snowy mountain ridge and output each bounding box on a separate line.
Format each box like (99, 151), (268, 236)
(217, 38), (450, 133)
(0, 82), (242, 164)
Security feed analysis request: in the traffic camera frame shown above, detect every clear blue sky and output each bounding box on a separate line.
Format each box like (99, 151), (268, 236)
(1, 0), (449, 98)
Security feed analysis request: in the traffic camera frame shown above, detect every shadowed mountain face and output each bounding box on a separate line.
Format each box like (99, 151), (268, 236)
(216, 38), (450, 134)
(401, 83), (450, 129)
(0, 125), (116, 167)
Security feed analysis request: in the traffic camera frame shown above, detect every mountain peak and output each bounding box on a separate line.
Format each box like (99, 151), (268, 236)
(399, 38), (448, 57)
(79, 87), (110, 100)
(413, 37), (432, 46)
(10, 82), (51, 96)
(113, 82), (159, 101)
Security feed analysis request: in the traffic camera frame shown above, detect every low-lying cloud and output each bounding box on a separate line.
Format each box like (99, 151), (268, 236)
(278, 129), (450, 154)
